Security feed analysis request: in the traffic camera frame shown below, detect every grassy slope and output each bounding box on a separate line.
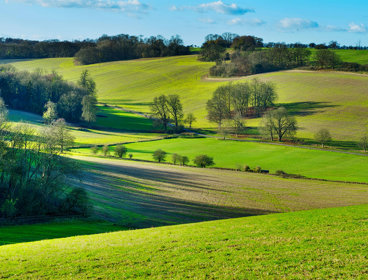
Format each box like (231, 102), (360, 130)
(8, 54), (368, 140)
(8, 109), (162, 147)
(0, 204), (367, 279)
(0, 220), (125, 246)
(73, 137), (368, 183)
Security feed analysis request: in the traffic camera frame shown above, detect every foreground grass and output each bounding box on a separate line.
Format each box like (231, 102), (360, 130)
(1, 204), (367, 279)
(0, 220), (125, 246)
(73, 137), (368, 183)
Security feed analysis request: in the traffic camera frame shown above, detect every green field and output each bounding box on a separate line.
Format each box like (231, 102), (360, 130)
(7, 54), (368, 140)
(73, 137), (368, 183)
(0, 220), (124, 246)
(1, 204), (367, 279)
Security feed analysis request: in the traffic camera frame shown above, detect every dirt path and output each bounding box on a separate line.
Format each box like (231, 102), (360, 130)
(71, 155), (368, 228)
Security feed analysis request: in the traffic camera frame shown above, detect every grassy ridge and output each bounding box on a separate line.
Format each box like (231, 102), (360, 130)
(8, 54), (368, 140)
(0, 204), (367, 279)
(73, 137), (368, 183)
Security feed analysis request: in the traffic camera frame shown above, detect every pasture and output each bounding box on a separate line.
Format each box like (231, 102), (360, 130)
(72, 137), (368, 183)
(0, 204), (366, 279)
(8, 54), (368, 141)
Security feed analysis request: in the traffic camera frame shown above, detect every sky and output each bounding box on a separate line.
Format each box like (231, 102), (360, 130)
(1, 0), (368, 46)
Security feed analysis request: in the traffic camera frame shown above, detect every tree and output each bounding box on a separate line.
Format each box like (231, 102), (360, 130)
(359, 135), (368, 152)
(49, 118), (75, 153)
(315, 128), (332, 148)
(180, 155), (189, 166)
(151, 95), (170, 131)
(167, 94), (183, 132)
(153, 149), (167, 163)
(260, 107), (297, 142)
(102, 145), (109, 156)
(233, 113), (245, 137)
(81, 94), (98, 124)
(78, 70), (96, 95)
(43, 101), (58, 124)
(193, 155), (215, 168)
(172, 153), (180, 165)
(314, 49), (341, 69)
(207, 85), (232, 127)
(91, 145), (99, 154)
(184, 113), (196, 129)
(115, 145), (127, 158)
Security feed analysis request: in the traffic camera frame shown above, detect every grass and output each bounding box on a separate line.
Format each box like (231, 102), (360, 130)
(7, 54), (368, 141)
(72, 137), (368, 183)
(8, 109), (163, 146)
(0, 220), (125, 246)
(69, 156), (368, 228)
(0, 204), (367, 279)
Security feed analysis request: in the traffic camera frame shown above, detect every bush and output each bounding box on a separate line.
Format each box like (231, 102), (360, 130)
(129, 153), (133, 159)
(254, 166), (262, 173)
(276, 170), (287, 176)
(180, 156), (189, 166)
(153, 149), (167, 163)
(172, 153), (180, 165)
(244, 165), (251, 172)
(193, 155), (215, 168)
(91, 146), (99, 154)
(114, 145), (127, 158)
(62, 188), (91, 217)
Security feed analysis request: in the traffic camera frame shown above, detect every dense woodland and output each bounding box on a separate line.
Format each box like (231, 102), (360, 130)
(0, 66), (97, 123)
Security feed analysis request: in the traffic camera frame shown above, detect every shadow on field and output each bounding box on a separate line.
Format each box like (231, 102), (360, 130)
(76, 161), (274, 228)
(279, 102), (338, 116)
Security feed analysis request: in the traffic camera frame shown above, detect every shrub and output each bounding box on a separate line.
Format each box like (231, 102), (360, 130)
(153, 149), (167, 163)
(254, 166), (262, 173)
(114, 145), (127, 158)
(129, 153), (133, 159)
(91, 146), (99, 154)
(193, 155), (215, 168)
(244, 165), (251, 172)
(276, 170), (287, 176)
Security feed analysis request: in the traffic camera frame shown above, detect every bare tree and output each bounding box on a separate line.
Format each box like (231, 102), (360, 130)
(315, 129), (332, 148)
(167, 94), (183, 132)
(151, 95), (170, 131)
(184, 113), (196, 129)
(359, 135), (368, 152)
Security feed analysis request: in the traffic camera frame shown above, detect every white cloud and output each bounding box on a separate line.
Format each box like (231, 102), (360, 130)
(199, 18), (216, 24)
(172, 1), (254, 15)
(348, 22), (367, 33)
(6, 0), (149, 13)
(228, 17), (265, 26)
(279, 18), (319, 31)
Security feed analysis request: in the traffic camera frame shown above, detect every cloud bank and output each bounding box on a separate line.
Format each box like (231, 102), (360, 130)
(171, 1), (254, 15)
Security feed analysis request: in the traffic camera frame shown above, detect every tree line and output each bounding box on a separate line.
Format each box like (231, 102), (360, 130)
(0, 102), (90, 220)
(0, 66), (97, 124)
(75, 34), (190, 65)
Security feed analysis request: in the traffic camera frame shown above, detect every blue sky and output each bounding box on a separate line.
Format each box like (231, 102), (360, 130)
(1, 0), (368, 46)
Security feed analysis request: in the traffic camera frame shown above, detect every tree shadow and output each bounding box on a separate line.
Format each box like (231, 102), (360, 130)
(279, 102), (338, 116)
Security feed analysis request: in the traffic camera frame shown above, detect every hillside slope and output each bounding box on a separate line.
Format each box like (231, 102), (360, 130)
(8, 55), (368, 140)
(1, 204), (367, 279)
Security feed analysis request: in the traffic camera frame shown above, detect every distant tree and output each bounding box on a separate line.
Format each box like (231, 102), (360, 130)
(315, 128), (332, 148)
(180, 155), (189, 166)
(115, 145), (127, 158)
(81, 95), (98, 124)
(193, 155), (215, 168)
(184, 113), (196, 129)
(199, 40), (226, 61)
(218, 119), (232, 140)
(151, 95), (170, 131)
(153, 149), (167, 163)
(91, 145), (99, 154)
(314, 49), (341, 69)
(167, 94), (183, 132)
(172, 153), (180, 165)
(233, 113), (245, 137)
(260, 107), (297, 142)
(102, 145), (109, 156)
(359, 135), (368, 152)
(129, 153), (133, 159)
(207, 85), (232, 127)
(232, 35), (263, 51)
(43, 101), (58, 124)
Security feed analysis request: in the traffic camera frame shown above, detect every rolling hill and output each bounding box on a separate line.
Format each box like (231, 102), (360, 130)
(6, 53), (368, 141)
